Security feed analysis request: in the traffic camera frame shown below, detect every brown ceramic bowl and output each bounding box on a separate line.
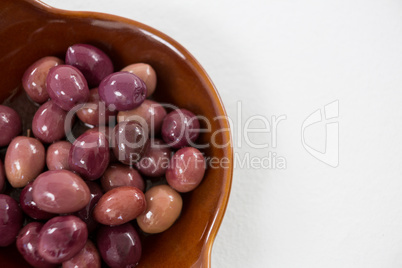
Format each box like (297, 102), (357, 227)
(0, 0), (233, 267)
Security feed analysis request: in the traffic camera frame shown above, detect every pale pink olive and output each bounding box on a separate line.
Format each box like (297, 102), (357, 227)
(32, 170), (91, 214)
(22, 56), (63, 104)
(93, 186), (146, 226)
(136, 139), (171, 177)
(0, 160), (5, 193)
(38, 216), (88, 264)
(46, 65), (90, 111)
(117, 99), (167, 136)
(137, 185), (182, 234)
(121, 63), (157, 97)
(46, 141), (72, 171)
(32, 100), (68, 143)
(166, 147), (206, 193)
(77, 88), (117, 126)
(5, 136), (45, 188)
(0, 105), (22, 147)
(62, 240), (101, 268)
(101, 164), (145, 192)
(16, 222), (56, 268)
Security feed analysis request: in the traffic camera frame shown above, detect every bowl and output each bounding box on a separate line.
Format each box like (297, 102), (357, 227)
(0, 0), (233, 267)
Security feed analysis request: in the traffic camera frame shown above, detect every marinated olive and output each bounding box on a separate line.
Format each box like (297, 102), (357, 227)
(62, 240), (101, 268)
(93, 186), (146, 226)
(20, 182), (55, 220)
(136, 139), (171, 177)
(22, 56), (63, 104)
(0, 105), (22, 147)
(77, 88), (116, 126)
(32, 170), (90, 214)
(161, 109), (200, 149)
(37, 216), (88, 264)
(5, 136), (45, 188)
(97, 223), (141, 268)
(137, 185), (182, 234)
(46, 65), (89, 111)
(98, 72), (146, 111)
(46, 141), (72, 171)
(65, 44), (113, 87)
(0, 194), (23, 247)
(166, 147), (206, 193)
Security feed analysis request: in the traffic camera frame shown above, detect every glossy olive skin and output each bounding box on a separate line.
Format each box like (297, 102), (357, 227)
(101, 164), (145, 192)
(113, 121), (149, 165)
(137, 185), (182, 234)
(77, 88), (117, 126)
(136, 139), (171, 177)
(121, 63), (157, 97)
(16, 222), (56, 268)
(32, 170), (91, 214)
(93, 186), (146, 226)
(20, 182), (55, 220)
(62, 240), (101, 268)
(97, 223), (142, 268)
(166, 147), (206, 193)
(117, 99), (167, 136)
(65, 44), (113, 87)
(38, 216), (88, 264)
(32, 100), (68, 143)
(161, 109), (200, 149)
(69, 131), (110, 180)
(0, 194), (23, 247)
(46, 141), (72, 171)
(0, 105), (22, 147)
(22, 56), (63, 104)
(98, 72), (146, 111)
(0, 160), (5, 193)
(5, 136), (45, 188)
(46, 65), (90, 111)
(74, 181), (103, 233)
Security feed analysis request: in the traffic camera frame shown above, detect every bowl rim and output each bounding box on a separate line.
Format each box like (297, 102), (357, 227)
(21, 0), (234, 266)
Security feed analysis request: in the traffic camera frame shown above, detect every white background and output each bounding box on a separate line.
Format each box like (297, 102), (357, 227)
(41, 0), (402, 267)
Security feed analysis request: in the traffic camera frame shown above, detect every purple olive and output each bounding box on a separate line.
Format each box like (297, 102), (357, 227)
(22, 56), (63, 104)
(62, 240), (101, 268)
(97, 223), (142, 268)
(74, 181), (103, 233)
(101, 164), (145, 192)
(69, 131), (110, 180)
(46, 141), (72, 171)
(77, 88), (117, 126)
(46, 65), (89, 111)
(0, 194), (23, 246)
(136, 139), (171, 177)
(161, 109), (200, 149)
(32, 170), (91, 214)
(20, 182), (55, 220)
(113, 121), (149, 165)
(0, 160), (5, 193)
(0, 105), (22, 147)
(166, 147), (206, 193)
(65, 44), (113, 87)
(16, 222), (56, 268)
(32, 100), (68, 143)
(38, 216), (88, 264)
(99, 72), (146, 111)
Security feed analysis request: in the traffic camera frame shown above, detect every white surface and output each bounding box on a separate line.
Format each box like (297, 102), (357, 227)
(41, 0), (402, 267)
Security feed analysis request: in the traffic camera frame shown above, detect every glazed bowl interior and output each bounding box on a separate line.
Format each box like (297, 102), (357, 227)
(0, 0), (233, 267)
